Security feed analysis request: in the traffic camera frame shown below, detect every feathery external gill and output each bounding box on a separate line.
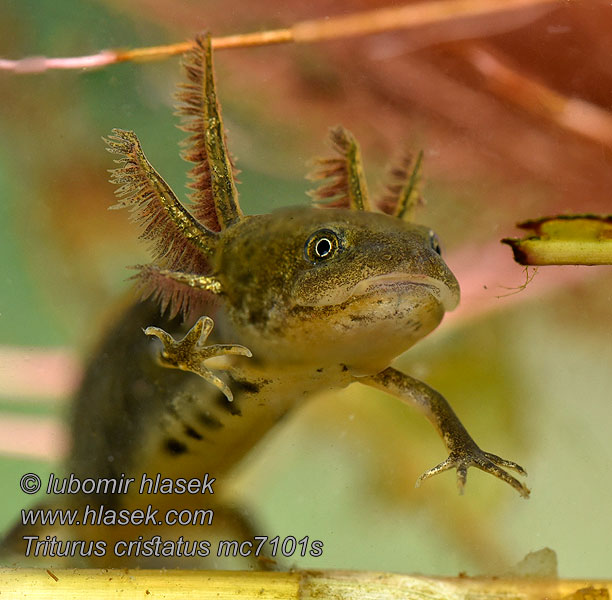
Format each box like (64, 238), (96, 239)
(105, 129), (216, 269)
(131, 264), (222, 320)
(105, 33), (246, 320)
(377, 149), (424, 222)
(175, 34), (243, 231)
(307, 126), (371, 211)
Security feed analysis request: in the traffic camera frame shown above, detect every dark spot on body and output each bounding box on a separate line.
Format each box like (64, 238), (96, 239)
(215, 391), (242, 417)
(184, 425), (203, 440)
(341, 364), (348, 372)
(198, 411), (224, 429)
(230, 377), (260, 394)
(165, 438), (188, 455)
(316, 368), (323, 373)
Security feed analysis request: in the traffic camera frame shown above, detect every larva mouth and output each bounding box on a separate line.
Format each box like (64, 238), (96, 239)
(349, 273), (459, 311)
(303, 272), (459, 311)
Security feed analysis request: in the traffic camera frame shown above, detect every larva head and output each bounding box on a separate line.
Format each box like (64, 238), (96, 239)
(214, 206), (459, 375)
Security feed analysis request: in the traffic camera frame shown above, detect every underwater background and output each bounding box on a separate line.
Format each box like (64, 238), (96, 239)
(1, 0), (611, 577)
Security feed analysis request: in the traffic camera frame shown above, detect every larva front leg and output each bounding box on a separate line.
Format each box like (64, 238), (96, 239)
(360, 367), (530, 498)
(145, 316), (251, 402)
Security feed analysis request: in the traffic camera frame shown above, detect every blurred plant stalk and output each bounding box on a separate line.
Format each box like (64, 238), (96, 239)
(0, 0), (561, 72)
(461, 44), (612, 149)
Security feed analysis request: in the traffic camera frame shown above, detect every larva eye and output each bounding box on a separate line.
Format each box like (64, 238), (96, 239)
(305, 229), (340, 262)
(429, 230), (442, 256)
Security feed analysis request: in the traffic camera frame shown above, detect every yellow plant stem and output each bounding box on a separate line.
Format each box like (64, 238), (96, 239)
(1, 568), (610, 600)
(503, 215), (612, 266)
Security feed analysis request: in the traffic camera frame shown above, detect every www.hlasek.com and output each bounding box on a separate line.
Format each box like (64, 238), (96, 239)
(18, 472), (324, 560)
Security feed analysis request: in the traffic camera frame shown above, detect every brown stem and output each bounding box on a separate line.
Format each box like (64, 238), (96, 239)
(1, 0), (561, 73)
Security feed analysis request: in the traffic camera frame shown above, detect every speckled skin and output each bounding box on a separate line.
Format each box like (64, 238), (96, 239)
(214, 207), (457, 373)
